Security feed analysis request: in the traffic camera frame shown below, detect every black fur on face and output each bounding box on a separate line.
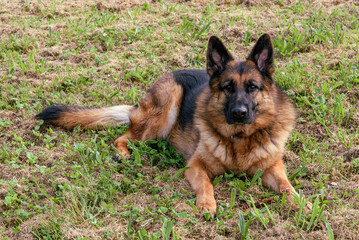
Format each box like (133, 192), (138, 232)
(219, 65), (263, 125)
(206, 34), (275, 125)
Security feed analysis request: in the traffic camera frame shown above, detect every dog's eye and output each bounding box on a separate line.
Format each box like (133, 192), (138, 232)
(224, 84), (234, 94)
(248, 84), (258, 92)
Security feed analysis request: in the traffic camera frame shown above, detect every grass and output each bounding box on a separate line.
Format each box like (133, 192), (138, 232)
(0, 0), (358, 239)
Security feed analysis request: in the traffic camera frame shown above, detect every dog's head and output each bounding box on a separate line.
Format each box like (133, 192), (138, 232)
(206, 34), (275, 126)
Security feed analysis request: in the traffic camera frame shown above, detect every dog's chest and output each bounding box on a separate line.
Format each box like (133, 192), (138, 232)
(202, 131), (280, 172)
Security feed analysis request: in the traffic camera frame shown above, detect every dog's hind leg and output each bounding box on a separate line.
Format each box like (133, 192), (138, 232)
(113, 73), (183, 161)
(113, 131), (135, 160)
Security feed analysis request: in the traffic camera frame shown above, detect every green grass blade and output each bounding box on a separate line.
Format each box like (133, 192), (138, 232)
(326, 222), (334, 240)
(238, 209), (245, 237)
(212, 175), (223, 187)
(170, 167), (190, 181)
(248, 169), (263, 188)
(161, 218), (173, 240)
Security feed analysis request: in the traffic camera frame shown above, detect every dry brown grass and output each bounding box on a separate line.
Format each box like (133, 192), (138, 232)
(0, 0), (358, 239)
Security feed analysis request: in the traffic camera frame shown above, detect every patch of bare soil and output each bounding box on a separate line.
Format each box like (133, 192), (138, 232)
(297, 122), (329, 141)
(0, 0), (358, 239)
(342, 147), (359, 162)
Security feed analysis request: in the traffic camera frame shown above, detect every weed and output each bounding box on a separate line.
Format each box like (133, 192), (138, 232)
(0, 0), (358, 239)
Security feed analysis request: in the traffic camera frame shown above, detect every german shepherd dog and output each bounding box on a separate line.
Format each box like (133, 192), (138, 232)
(37, 34), (310, 218)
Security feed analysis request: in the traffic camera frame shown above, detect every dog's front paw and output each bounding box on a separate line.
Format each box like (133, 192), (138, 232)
(285, 190), (313, 213)
(196, 200), (217, 220)
(290, 200), (313, 214)
(305, 201), (313, 212)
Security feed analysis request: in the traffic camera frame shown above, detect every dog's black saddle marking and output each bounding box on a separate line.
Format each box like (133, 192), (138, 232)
(173, 69), (209, 128)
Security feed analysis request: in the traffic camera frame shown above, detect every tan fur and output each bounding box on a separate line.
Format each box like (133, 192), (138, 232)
(38, 34), (312, 218)
(179, 69), (300, 215)
(53, 105), (132, 130)
(113, 73), (184, 159)
(111, 62), (304, 216)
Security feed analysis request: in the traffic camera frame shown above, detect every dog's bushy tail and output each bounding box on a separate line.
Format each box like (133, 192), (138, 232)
(36, 105), (133, 130)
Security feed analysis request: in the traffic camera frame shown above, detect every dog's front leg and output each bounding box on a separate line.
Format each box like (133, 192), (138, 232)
(260, 160), (295, 193)
(260, 160), (312, 211)
(185, 157), (216, 219)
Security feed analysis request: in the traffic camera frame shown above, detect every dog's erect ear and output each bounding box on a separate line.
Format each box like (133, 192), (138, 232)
(247, 34), (274, 76)
(207, 36), (233, 77)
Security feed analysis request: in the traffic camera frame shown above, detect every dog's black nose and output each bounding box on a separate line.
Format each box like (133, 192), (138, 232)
(232, 106), (247, 118)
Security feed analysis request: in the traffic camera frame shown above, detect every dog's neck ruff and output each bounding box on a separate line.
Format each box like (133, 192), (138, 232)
(231, 132), (246, 139)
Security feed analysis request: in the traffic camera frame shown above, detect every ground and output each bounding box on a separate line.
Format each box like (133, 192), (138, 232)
(0, 0), (358, 239)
